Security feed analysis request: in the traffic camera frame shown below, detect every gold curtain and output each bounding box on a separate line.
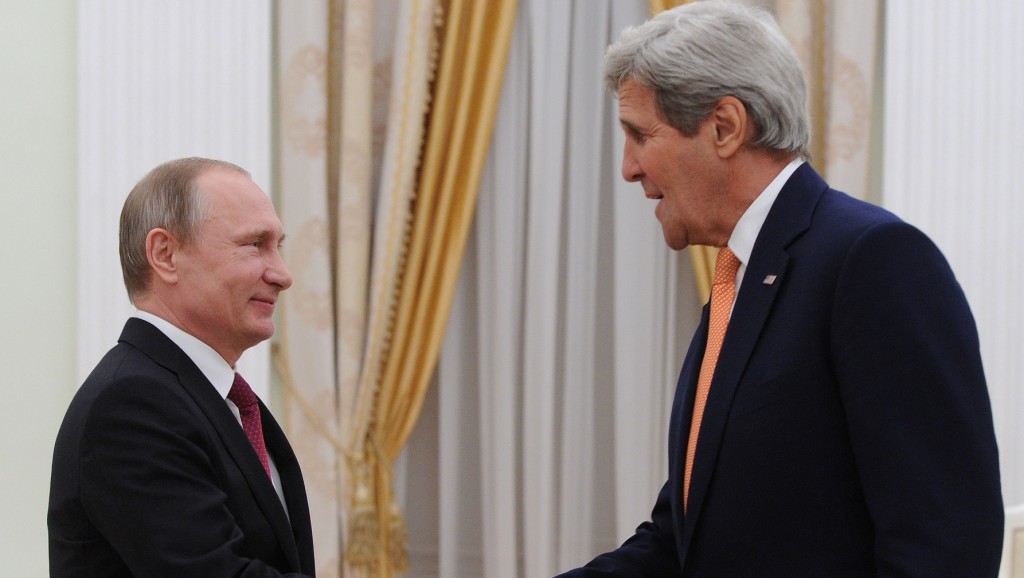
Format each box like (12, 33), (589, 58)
(379, 0), (518, 454)
(342, 0), (519, 576)
(275, 1), (447, 576)
(649, 0), (688, 15)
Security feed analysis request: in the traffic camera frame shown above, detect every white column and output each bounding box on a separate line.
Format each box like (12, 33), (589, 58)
(78, 0), (273, 395)
(883, 0), (1024, 505)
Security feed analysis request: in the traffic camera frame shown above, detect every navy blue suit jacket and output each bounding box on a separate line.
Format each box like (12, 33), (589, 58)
(49, 318), (316, 577)
(560, 164), (1003, 576)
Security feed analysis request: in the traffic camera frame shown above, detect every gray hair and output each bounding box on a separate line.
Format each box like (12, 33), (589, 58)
(604, 0), (809, 159)
(119, 157), (249, 302)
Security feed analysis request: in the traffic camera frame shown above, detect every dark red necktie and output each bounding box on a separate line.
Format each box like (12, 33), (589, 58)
(228, 372), (272, 479)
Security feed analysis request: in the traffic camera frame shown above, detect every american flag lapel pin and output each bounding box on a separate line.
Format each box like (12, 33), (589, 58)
(763, 275), (777, 285)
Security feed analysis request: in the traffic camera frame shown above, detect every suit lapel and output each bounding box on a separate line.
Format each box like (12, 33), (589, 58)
(175, 366), (302, 571)
(678, 164), (827, 562)
(261, 403), (314, 572)
(673, 304), (709, 487)
(671, 303), (709, 561)
(118, 319), (303, 571)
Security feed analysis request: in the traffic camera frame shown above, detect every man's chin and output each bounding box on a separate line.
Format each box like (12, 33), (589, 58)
(245, 322), (276, 345)
(661, 231), (687, 251)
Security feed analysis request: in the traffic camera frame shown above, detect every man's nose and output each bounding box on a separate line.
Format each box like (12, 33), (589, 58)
(266, 252), (293, 290)
(621, 141), (642, 182)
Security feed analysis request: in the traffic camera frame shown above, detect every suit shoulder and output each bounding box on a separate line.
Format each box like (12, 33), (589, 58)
(52, 343), (203, 489)
(815, 189), (902, 233)
(800, 189), (947, 262)
(61, 343), (199, 439)
(813, 191), (950, 270)
(76, 343), (180, 402)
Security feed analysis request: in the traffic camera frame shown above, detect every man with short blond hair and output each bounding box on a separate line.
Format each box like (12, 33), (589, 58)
(49, 157), (315, 577)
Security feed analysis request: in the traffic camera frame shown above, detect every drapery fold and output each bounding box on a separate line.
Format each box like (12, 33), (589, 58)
(276, 0), (438, 575)
(276, 0), (516, 575)
(379, 0), (518, 461)
(348, 0), (517, 575)
(415, 2), (694, 575)
(275, 2), (341, 575)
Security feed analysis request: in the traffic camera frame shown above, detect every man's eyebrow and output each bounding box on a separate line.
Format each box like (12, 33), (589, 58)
(619, 118), (643, 135)
(620, 120), (650, 143)
(241, 228), (286, 243)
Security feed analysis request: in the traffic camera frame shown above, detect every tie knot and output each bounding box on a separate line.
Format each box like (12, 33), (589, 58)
(228, 373), (258, 409)
(713, 247), (741, 286)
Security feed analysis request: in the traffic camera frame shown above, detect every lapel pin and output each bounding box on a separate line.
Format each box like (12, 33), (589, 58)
(763, 275), (777, 285)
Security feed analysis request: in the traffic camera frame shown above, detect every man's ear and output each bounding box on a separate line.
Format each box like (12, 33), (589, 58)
(710, 96), (749, 159)
(146, 228), (179, 285)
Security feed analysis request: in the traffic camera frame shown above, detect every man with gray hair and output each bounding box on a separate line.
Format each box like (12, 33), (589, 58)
(559, 1), (1002, 576)
(48, 158), (315, 576)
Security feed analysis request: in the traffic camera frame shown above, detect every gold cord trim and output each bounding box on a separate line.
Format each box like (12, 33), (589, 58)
(810, 0), (830, 173)
(273, 339), (350, 459)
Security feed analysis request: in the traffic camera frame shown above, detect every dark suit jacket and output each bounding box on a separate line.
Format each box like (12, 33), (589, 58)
(560, 164), (1003, 577)
(49, 318), (315, 577)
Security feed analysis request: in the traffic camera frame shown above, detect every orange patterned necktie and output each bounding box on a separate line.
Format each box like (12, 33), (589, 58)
(684, 247), (741, 510)
(228, 372), (272, 479)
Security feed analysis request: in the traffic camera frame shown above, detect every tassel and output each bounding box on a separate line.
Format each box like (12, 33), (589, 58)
(388, 500), (410, 572)
(345, 463), (379, 567)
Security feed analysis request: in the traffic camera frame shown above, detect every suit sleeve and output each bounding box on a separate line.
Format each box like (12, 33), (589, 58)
(831, 221), (1003, 577)
(555, 480), (682, 577)
(78, 373), (312, 578)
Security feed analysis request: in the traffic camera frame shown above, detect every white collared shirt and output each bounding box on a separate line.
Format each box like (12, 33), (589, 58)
(133, 311), (287, 508)
(726, 158), (805, 301)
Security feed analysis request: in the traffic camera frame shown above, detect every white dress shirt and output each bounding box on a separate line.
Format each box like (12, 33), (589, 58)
(133, 311), (287, 508)
(726, 158), (804, 302)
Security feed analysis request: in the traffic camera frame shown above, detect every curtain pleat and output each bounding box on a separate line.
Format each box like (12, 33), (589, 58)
(454, 8), (529, 573)
(340, 0), (440, 575)
(276, 1), (440, 576)
(342, 0), (518, 575)
(427, 2), (689, 574)
(275, 2), (340, 575)
(380, 0), (517, 474)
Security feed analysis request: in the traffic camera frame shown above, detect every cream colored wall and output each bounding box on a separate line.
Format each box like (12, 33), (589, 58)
(0, 1), (78, 574)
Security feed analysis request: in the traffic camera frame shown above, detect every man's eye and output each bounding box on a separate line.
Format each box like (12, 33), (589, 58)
(628, 129), (647, 143)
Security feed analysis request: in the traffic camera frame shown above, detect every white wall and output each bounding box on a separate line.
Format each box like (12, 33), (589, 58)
(882, 0), (1024, 507)
(0, 1), (78, 575)
(0, 2), (272, 573)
